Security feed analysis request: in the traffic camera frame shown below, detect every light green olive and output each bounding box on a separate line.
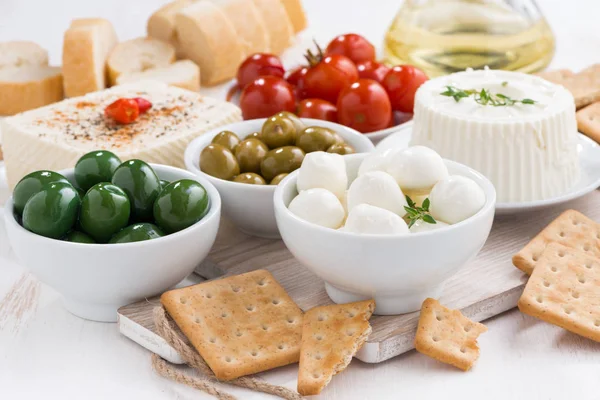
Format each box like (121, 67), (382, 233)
(270, 173), (288, 185)
(211, 130), (241, 152)
(261, 116), (297, 148)
(246, 131), (263, 141)
(234, 138), (269, 173)
(260, 146), (305, 181)
(200, 144), (240, 180)
(276, 111), (305, 137)
(233, 173), (266, 185)
(295, 126), (337, 153)
(327, 143), (355, 155)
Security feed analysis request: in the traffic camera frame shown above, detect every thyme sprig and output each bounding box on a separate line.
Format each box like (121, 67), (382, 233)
(404, 195), (436, 228)
(440, 85), (536, 106)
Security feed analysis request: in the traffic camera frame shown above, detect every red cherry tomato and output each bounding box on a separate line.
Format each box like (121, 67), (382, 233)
(325, 33), (376, 64)
(356, 61), (390, 84)
(133, 97), (152, 114)
(336, 79), (392, 133)
(104, 98), (139, 124)
(297, 99), (337, 122)
(381, 65), (429, 113)
(303, 54), (359, 104)
(286, 66), (309, 99)
(239, 76), (296, 120)
(237, 53), (285, 88)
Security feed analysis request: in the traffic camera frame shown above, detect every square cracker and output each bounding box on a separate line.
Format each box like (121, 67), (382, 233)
(512, 210), (600, 275)
(548, 64), (600, 109)
(161, 269), (303, 381)
(576, 102), (600, 143)
(518, 243), (600, 342)
(297, 300), (375, 396)
(536, 69), (574, 83)
(414, 298), (487, 371)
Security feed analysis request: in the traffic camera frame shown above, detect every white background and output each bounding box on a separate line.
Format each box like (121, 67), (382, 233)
(1, 0), (600, 399)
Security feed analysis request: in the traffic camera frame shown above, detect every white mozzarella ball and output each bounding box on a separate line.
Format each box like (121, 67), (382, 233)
(409, 219), (449, 233)
(429, 175), (486, 224)
(288, 188), (345, 229)
(347, 171), (407, 217)
(296, 152), (347, 199)
(343, 204), (409, 235)
(358, 149), (393, 176)
(386, 146), (448, 193)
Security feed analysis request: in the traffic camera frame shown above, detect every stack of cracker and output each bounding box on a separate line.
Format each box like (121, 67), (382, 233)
(538, 65), (600, 143)
(513, 210), (600, 343)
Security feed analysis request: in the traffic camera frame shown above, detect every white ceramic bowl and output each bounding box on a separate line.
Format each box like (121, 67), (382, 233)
(4, 164), (221, 322)
(274, 153), (496, 315)
(184, 118), (374, 239)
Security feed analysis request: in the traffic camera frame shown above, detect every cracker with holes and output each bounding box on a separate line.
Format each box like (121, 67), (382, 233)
(518, 243), (600, 342)
(414, 298), (487, 371)
(297, 300), (375, 396)
(512, 209), (600, 275)
(160, 269), (303, 381)
(576, 102), (600, 143)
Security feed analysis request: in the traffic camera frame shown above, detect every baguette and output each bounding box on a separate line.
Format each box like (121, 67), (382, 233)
(62, 18), (118, 97)
(280, 0), (307, 33)
(147, 0), (195, 58)
(0, 41), (48, 69)
(116, 60), (200, 92)
(175, 1), (244, 85)
(0, 66), (63, 116)
(251, 0), (294, 55)
(107, 37), (176, 86)
(207, 0), (270, 54)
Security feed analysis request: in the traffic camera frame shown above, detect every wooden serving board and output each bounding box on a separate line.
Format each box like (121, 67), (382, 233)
(118, 191), (600, 364)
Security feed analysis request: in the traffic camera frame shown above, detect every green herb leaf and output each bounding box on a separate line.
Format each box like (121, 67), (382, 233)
(403, 196), (437, 228)
(422, 197), (430, 211)
(439, 85), (536, 107)
(521, 98), (535, 104)
(501, 81), (508, 86)
(423, 214), (437, 224)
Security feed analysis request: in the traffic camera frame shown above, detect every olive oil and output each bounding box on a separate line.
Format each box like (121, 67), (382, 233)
(383, 0), (555, 77)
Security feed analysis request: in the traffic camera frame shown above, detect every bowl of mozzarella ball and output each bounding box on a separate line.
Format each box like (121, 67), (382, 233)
(184, 112), (374, 239)
(273, 146), (496, 315)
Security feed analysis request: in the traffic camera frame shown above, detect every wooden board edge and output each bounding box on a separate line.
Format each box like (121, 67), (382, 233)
(118, 313), (185, 365)
(355, 283), (525, 363)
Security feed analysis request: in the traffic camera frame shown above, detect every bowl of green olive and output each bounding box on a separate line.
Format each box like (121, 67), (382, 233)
(184, 113), (374, 238)
(3, 151), (221, 322)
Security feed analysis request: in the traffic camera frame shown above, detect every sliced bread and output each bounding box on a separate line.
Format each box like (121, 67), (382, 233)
(147, 0), (195, 58)
(0, 41), (48, 69)
(280, 0), (307, 33)
(0, 66), (63, 116)
(116, 60), (200, 92)
(175, 1), (244, 86)
(107, 37), (176, 86)
(207, 0), (270, 54)
(62, 18), (118, 97)
(251, 0), (294, 55)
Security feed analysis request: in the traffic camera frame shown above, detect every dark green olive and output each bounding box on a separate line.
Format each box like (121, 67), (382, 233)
(80, 183), (131, 243)
(327, 143), (355, 155)
(276, 112), (305, 137)
(109, 223), (165, 244)
(234, 138), (268, 173)
(64, 230), (96, 244)
(160, 180), (170, 190)
(76, 187), (86, 198)
(270, 173), (288, 185)
(13, 170), (69, 215)
(233, 173), (266, 185)
(22, 182), (80, 239)
(200, 143), (240, 180)
(211, 130), (241, 152)
(111, 159), (161, 221)
(74, 150), (122, 191)
(154, 179), (210, 233)
(296, 126), (337, 153)
(261, 116), (297, 148)
(247, 131), (263, 141)
(260, 146), (305, 181)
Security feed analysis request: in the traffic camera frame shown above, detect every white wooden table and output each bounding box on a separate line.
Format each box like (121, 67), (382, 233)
(1, 1), (600, 399)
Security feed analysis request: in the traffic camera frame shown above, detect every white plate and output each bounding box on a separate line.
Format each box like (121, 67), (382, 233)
(376, 125), (600, 214)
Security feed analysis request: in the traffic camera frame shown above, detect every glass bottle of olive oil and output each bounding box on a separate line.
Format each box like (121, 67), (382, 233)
(384, 0), (555, 77)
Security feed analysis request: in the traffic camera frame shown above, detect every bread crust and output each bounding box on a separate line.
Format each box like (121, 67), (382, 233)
(0, 67), (63, 116)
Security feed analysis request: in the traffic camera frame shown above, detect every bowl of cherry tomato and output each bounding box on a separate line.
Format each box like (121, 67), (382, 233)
(228, 34), (428, 145)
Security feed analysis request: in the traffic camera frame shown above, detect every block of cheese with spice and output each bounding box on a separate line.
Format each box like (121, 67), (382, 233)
(1, 81), (241, 188)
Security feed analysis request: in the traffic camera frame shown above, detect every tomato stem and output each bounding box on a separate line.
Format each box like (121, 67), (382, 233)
(303, 39), (326, 67)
